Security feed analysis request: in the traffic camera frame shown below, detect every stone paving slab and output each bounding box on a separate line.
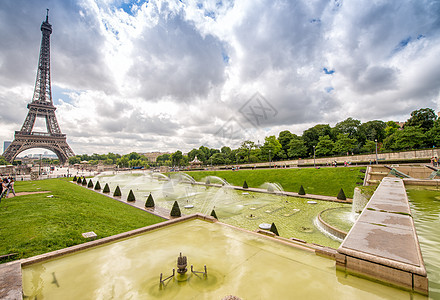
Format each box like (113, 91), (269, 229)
(0, 262), (22, 300)
(359, 209), (413, 231)
(341, 221), (420, 266)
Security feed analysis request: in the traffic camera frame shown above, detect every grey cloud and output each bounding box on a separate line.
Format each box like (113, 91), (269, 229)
(355, 66), (398, 94)
(127, 6), (227, 102)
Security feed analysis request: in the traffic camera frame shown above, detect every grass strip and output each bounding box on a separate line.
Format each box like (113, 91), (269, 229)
(0, 178), (164, 262)
(183, 167), (365, 198)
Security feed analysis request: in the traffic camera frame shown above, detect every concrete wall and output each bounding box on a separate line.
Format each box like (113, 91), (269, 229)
(238, 148), (439, 169)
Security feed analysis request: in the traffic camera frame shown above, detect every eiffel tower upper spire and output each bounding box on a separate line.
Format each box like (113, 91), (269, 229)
(32, 8), (53, 105)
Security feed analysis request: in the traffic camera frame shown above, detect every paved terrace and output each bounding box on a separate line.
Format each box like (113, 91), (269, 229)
(336, 177), (428, 295)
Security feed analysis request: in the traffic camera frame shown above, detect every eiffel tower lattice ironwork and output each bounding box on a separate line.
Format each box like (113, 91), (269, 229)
(3, 10), (74, 164)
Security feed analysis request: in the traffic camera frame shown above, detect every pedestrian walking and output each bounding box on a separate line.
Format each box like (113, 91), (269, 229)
(6, 178), (15, 198)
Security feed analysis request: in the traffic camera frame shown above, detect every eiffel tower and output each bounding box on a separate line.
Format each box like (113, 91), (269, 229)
(3, 10), (74, 164)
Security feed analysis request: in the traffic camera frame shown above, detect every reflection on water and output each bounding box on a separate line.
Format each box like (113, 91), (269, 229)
(407, 186), (440, 299)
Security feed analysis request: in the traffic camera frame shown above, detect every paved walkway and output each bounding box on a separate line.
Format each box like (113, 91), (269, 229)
(337, 177), (428, 294)
(0, 262), (22, 300)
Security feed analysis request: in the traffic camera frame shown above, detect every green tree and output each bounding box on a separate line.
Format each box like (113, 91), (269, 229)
(0, 156), (8, 165)
(221, 146), (232, 155)
(287, 136), (308, 158)
(278, 130), (294, 154)
(394, 126), (427, 150)
(238, 140), (256, 162)
(103, 183), (110, 193)
(260, 136), (283, 160)
(117, 157), (129, 168)
(333, 134), (357, 155)
(210, 153), (226, 165)
(94, 181), (101, 190)
(156, 154), (171, 166)
(127, 152), (141, 161)
(171, 150), (183, 166)
(113, 186), (122, 197)
(315, 135), (334, 156)
(170, 201), (181, 217)
(68, 156), (81, 165)
(361, 140), (377, 153)
(302, 124), (332, 155)
(384, 126), (426, 150)
(358, 120), (386, 143)
(405, 108), (437, 132)
(426, 120), (440, 147)
(145, 193), (155, 207)
(384, 121), (400, 138)
(127, 189), (136, 201)
(104, 159), (113, 165)
(334, 117), (361, 139)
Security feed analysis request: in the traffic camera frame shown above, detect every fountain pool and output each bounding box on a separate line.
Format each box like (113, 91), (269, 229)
(21, 218), (423, 299)
(93, 172), (350, 248)
(406, 186), (440, 299)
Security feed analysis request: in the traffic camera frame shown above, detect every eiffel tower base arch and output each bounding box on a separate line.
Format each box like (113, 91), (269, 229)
(3, 132), (74, 165)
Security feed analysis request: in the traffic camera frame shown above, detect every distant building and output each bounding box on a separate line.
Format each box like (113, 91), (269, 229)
(142, 152), (170, 163)
(396, 121), (405, 128)
(3, 141), (11, 153)
(3, 141), (12, 152)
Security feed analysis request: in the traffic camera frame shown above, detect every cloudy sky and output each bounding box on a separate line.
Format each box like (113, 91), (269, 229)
(1, 0), (439, 155)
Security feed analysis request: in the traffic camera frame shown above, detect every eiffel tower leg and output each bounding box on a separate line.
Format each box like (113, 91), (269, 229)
(2, 140), (24, 163)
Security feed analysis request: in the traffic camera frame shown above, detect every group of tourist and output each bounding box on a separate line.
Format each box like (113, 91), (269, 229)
(431, 157), (439, 167)
(0, 176), (15, 201)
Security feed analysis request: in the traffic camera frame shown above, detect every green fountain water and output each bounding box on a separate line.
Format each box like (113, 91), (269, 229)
(94, 172), (349, 248)
(22, 219), (424, 299)
(406, 186), (440, 299)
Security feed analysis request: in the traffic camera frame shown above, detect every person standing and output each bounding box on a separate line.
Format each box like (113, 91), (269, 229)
(0, 178), (9, 201)
(6, 178), (15, 198)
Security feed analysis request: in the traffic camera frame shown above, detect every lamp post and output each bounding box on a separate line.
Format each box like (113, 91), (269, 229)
(39, 154), (42, 177)
(313, 146), (316, 168)
(269, 150), (271, 168)
(375, 139), (378, 164)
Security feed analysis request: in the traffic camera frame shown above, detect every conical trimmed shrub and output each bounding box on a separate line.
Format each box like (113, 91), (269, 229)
(88, 179), (93, 188)
(210, 209), (218, 219)
(145, 193), (155, 208)
(73, 175), (77, 181)
(243, 181), (248, 189)
(103, 183), (110, 193)
(337, 188), (346, 200)
(270, 222), (279, 236)
(298, 185), (306, 195)
(94, 181), (101, 190)
(170, 201), (181, 217)
(127, 189), (136, 202)
(77, 177), (82, 184)
(113, 186), (122, 197)
(82, 178), (87, 186)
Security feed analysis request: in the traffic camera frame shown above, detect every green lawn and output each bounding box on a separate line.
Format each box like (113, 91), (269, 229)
(184, 167), (365, 198)
(0, 178), (164, 262)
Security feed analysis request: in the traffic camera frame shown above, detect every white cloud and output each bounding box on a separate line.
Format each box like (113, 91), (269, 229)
(0, 0), (439, 156)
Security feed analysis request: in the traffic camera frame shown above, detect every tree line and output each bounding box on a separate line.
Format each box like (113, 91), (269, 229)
(156, 107), (439, 166)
